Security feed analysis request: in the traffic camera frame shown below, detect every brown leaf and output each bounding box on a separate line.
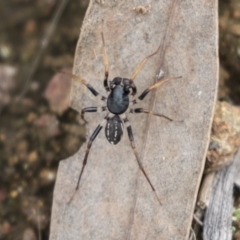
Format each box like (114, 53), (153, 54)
(50, 0), (218, 239)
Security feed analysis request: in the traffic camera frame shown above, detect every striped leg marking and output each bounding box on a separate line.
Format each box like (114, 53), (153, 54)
(120, 114), (161, 205)
(138, 76), (182, 100)
(68, 116), (108, 204)
(101, 32), (110, 91)
(59, 71), (107, 100)
(131, 76), (182, 104)
(129, 46), (161, 96)
(130, 108), (173, 122)
(129, 46), (161, 82)
(81, 106), (107, 123)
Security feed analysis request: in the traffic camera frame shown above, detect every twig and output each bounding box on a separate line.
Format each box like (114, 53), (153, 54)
(203, 148), (240, 240)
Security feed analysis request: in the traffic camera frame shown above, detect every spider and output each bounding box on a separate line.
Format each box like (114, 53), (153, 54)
(64, 33), (181, 205)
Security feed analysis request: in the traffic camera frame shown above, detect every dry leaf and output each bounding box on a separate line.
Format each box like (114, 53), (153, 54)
(50, 0), (218, 239)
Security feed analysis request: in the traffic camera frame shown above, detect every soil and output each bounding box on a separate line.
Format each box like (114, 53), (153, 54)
(0, 0), (240, 239)
(0, 1), (88, 239)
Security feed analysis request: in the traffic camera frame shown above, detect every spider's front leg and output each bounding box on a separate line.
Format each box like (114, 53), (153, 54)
(101, 32), (110, 92)
(119, 114), (161, 206)
(129, 45), (161, 96)
(68, 114), (109, 204)
(59, 71), (107, 101)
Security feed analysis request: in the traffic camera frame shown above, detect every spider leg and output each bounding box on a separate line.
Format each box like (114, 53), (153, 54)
(130, 108), (173, 122)
(59, 71), (107, 101)
(133, 76), (182, 103)
(129, 46), (161, 96)
(81, 106), (107, 124)
(120, 114), (161, 206)
(68, 115), (108, 204)
(130, 46), (161, 82)
(101, 32), (110, 91)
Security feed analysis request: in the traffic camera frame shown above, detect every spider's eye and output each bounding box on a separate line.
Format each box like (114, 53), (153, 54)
(112, 77), (121, 85)
(123, 78), (130, 86)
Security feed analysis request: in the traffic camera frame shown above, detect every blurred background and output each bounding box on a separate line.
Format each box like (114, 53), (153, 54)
(0, 1), (88, 239)
(0, 0), (239, 239)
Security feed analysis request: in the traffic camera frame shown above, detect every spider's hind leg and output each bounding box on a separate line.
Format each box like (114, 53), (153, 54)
(68, 114), (108, 204)
(101, 32), (110, 92)
(119, 114), (161, 206)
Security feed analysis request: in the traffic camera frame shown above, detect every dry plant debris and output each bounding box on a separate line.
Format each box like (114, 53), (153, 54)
(206, 101), (240, 172)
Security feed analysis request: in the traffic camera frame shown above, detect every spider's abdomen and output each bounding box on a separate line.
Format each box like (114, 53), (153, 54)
(107, 85), (129, 114)
(105, 115), (123, 145)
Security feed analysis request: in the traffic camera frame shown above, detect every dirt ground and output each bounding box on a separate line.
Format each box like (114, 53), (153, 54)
(0, 0), (240, 239)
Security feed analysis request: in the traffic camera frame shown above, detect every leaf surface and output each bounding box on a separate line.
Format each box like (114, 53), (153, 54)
(50, 0), (218, 239)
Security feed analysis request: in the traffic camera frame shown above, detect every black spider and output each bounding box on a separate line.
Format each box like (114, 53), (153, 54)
(65, 33), (181, 205)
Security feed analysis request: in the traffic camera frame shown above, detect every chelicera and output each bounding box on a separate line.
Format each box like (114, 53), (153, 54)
(65, 33), (181, 205)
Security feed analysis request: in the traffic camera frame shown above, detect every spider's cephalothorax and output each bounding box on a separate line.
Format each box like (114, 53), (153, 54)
(107, 77), (131, 115)
(66, 32), (181, 205)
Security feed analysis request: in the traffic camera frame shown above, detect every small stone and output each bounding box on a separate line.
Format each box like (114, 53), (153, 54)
(2, 221), (11, 235)
(39, 169), (56, 185)
(0, 188), (7, 201)
(44, 68), (72, 115)
(9, 156), (19, 166)
(10, 190), (18, 198)
(27, 151), (38, 163)
(33, 114), (60, 138)
(24, 20), (37, 35)
(233, 10), (240, 19)
(22, 228), (37, 240)
(0, 133), (6, 141)
(17, 140), (28, 152)
(229, 24), (240, 36)
(26, 112), (37, 123)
